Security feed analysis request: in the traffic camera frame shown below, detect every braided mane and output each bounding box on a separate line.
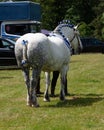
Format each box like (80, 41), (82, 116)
(51, 20), (75, 49)
(53, 20), (74, 34)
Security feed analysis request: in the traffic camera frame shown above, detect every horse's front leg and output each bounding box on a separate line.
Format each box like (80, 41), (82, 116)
(60, 74), (66, 101)
(60, 68), (68, 101)
(44, 72), (50, 101)
(30, 69), (40, 107)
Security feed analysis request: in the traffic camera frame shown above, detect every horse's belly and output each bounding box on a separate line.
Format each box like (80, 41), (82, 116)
(42, 65), (61, 72)
(42, 57), (69, 72)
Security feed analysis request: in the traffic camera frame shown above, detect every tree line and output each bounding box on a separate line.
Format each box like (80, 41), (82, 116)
(1, 0), (104, 40)
(35, 0), (104, 41)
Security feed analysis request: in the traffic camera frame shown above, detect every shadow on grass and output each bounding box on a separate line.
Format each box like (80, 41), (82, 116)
(0, 76), (14, 79)
(45, 93), (104, 108)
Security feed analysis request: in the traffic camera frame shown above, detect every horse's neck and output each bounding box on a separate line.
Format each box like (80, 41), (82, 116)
(55, 27), (73, 38)
(64, 27), (73, 37)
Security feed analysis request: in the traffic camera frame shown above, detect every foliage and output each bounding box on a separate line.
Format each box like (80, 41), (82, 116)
(39, 0), (104, 40)
(91, 1), (104, 40)
(78, 22), (93, 37)
(40, 0), (70, 30)
(65, 0), (96, 24)
(0, 54), (104, 130)
(36, 0), (104, 40)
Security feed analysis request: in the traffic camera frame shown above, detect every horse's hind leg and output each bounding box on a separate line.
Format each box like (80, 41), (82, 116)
(30, 69), (40, 107)
(22, 67), (31, 106)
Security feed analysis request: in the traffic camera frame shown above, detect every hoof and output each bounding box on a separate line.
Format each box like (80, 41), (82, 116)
(32, 104), (40, 108)
(43, 98), (50, 102)
(27, 101), (32, 107)
(27, 101), (40, 108)
(50, 94), (55, 97)
(60, 96), (65, 101)
(65, 92), (70, 96)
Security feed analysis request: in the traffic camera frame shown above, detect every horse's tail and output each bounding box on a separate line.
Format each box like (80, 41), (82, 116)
(21, 40), (28, 67)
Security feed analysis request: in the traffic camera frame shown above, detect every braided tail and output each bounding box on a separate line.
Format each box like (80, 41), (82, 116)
(21, 40), (28, 67)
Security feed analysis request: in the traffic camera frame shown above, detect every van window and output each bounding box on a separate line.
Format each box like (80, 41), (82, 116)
(5, 23), (40, 35)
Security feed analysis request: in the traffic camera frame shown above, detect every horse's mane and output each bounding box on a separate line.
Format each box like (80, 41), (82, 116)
(54, 20), (74, 33)
(51, 20), (75, 49)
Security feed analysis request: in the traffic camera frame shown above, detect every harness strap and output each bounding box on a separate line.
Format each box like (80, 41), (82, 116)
(70, 34), (75, 43)
(49, 32), (72, 50)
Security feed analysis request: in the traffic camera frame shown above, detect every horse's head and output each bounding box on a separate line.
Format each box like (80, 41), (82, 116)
(54, 20), (83, 54)
(71, 25), (83, 54)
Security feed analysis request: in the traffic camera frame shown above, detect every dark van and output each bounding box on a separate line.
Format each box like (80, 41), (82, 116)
(81, 37), (104, 53)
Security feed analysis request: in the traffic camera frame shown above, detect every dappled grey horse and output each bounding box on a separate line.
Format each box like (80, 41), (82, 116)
(15, 20), (83, 107)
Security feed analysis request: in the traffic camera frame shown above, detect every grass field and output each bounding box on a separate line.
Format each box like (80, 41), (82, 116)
(0, 53), (104, 130)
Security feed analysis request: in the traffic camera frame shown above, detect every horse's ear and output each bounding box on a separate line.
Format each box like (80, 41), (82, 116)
(74, 23), (81, 29)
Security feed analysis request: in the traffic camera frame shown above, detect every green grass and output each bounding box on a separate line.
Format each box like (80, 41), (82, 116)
(0, 53), (104, 130)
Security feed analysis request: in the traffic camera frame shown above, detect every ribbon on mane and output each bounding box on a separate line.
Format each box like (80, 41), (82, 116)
(49, 20), (74, 49)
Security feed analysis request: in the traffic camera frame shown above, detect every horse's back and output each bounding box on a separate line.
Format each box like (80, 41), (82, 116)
(16, 33), (48, 45)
